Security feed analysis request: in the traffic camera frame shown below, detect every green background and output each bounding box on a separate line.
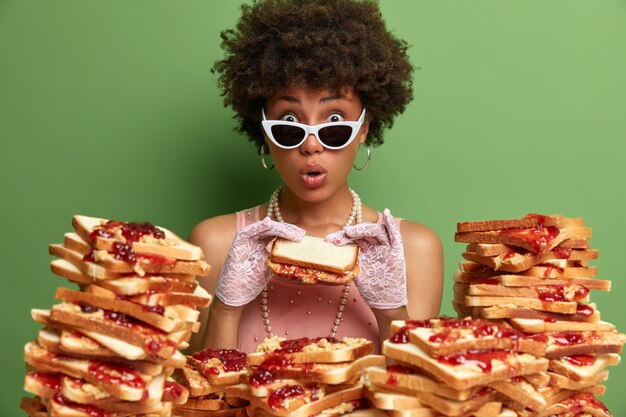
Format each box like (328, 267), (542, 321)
(1, 0), (625, 415)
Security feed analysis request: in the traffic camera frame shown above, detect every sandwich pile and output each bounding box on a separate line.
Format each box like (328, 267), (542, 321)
(368, 317), (549, 417)
(268, 236), (360, 285)
(21, 215), (213, 417)
(173, 348), (249, 417)
(227, 336), (384, 417)
(449, 213), (625, 416)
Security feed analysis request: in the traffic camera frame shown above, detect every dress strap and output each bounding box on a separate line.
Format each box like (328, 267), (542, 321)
(235, 206), (262, 230)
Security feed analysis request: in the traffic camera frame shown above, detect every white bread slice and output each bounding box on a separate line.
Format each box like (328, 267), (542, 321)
(548, 370), (609, 390)
(471, 303), (600, 323)
(225, 382), (328, 417)
(454, 271), (611, 291)
(24, 341), (151, 401)
(462, 248), (598, 273)
(488, 377), (546, 412)
(63, 233), (210, 276)
(457, 215), (584, 233)
(271, 236), (358, 274)
(187, 350), (248, 386)
(455, 227), (592, 255)
(51, 258), (198, 294)
(50, 243), (123, 280)
(125, 284), (211, 308)
(521, 265), (597, 279)
(403, 323), (547, 357)
(366, 365), (482, 401)
(250, 354), (385, 385)
(249, 336), (373, 365)
(544, 331), (626, 359)
(548, 353), (620, 380)
(54, 287), (194, 333)
(174, 366), (229, 397)
(458, 282), (591, 303)
(468, 239), (589, 256)
(229, 384), (362, 417)
(73, 214), (203, 261)
(382, 340), (548, 390)
(534, 392), (611, 417)
(460, 294), (578, 314)
(48, 302), (189, 360)
(508, 318), (615, 333)
(365, 383), (497, 417)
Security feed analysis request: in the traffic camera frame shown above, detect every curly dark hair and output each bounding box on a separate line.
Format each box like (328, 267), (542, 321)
(213, 0), (414, 152)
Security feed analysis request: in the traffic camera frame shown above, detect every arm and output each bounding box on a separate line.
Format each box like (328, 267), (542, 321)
(402, 221), (444, 320)
(187, 214), (240, 352)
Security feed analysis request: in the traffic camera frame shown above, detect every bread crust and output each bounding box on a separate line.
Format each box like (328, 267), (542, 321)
(267, 260), (357, 285)
(248, 337), (373, 365)
(457, 215), (584, 233)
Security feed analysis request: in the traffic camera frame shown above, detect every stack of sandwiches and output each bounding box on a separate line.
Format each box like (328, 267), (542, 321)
(450, 213), (625, 416)
(173, 348), (249, 417)
(21, 215), (212, 417)
(366, 317), (550, 417)
(226, 336), (385, 417)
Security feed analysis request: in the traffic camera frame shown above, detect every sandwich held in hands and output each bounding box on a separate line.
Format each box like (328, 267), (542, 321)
(267, 235), (359, 285)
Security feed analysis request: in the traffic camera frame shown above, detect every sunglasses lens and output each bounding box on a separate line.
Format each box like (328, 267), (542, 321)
(318, 125), (354, 148)
(271, 125), (306, 147)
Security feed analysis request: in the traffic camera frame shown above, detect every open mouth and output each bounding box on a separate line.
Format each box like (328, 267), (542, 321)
(306, 171), (322, 177)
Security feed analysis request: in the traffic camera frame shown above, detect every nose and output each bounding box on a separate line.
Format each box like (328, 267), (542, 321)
(299, 132), (323, 155)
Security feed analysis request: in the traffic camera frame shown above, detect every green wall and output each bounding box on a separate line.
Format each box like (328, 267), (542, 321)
(1, 0), (625, 414)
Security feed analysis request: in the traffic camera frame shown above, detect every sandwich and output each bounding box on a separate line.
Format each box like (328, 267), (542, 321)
(267, 235), (359, 285)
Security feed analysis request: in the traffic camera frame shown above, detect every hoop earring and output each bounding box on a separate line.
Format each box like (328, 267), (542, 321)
(260, 144), (274, 170)
(353, 145), (371, 171)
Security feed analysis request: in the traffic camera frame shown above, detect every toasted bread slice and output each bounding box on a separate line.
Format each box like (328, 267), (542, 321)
(468, 239), (588, 257)
(48, 303), (190, 361)
(24, 341), (152, 401)
(382, 340), (548, 390)
(226, 383), (328, 417)
(457, 214), (584, 233)
(389, 319), (547, 357)
(548, 370), (609, 391)
(251, 354), (385, 385)
(534, 392), (611, 417)
(173, 407), (248, 417)
(366, 365), (482, 401)
(488, 377), (546, 412)
(470, 303), (600, 323)
(462, 248), (598, 273)
(457, 282), (591, 303)
(548, 353), (620, 381)
(453, 271), (611, 291)
(51, 258), (198, 294)
(455, 227), (592, 255)
(509, 318), (615, 333)
(63, 233), (210, 276)
(54, 287), (195, 333)
(366, 383), (496, 417)
(249, 336), (373, 365)
(544, 331), (625, 359)
(43, 394), (174, 417)
(73, 214), (203, 261)
(187, 349), (248, 385)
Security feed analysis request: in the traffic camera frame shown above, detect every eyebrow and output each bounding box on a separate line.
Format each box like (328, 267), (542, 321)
(274, 92), (352, 105)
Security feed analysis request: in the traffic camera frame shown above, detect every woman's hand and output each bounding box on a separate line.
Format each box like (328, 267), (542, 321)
(326, 209), (407, 309)
(216, 217), (305, 306)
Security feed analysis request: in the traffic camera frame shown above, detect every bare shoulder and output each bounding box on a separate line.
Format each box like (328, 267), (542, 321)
(189, 213), (238, 251)
(398, 219), (443, 255)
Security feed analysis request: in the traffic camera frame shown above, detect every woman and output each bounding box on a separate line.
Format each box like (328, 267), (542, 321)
(189, 0), (443, 353)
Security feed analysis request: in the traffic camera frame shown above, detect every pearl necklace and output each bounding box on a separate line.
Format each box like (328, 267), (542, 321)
(263, 186), (362, 338)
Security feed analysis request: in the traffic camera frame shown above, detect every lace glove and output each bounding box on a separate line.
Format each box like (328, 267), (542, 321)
(326, 209), (407, 309)
(216, 217), (305, 307)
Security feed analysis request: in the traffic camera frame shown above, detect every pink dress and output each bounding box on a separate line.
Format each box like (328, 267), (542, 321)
(235, 206), (402, 354)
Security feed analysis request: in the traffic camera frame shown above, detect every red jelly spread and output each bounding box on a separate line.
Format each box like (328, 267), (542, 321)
(536, 285), (589, 302)
(88, 361), (146, 389)
(563, 392), (611, 416)
(437, 349), (510, 373)
(90, 220), (165, 242)
(267, 384), (305, 410)
(277, 337), (336, 353)
(524, 213), (549, 227)
(552, 332), (584, 346)
(553, 246), (573, 259)
(543, 317), (557, 323)
(576, 304), (594, 317)
(29, 371), (61, 391)
(563, 354), (596, 367)
(249, 369), (276, 387)
(164, 380), (185, 400)
(192, 349), (247, 374)
(389, 327), (410, 344)
(500, 226), (560, 253)
(53, 394), (111, 417)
